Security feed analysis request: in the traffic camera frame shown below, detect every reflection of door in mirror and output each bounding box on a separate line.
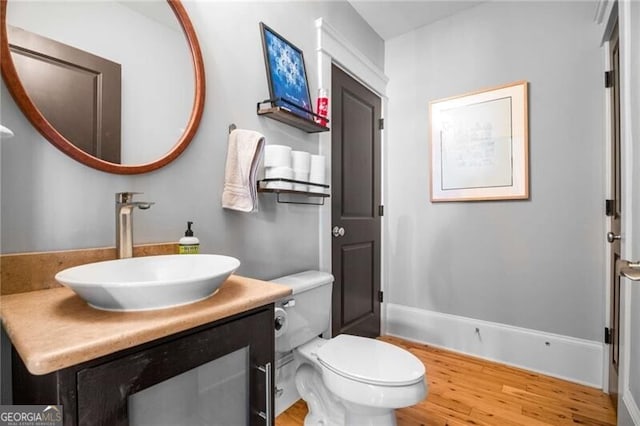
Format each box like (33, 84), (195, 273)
(8, 25), (122, 163)
(6, 1), (195, 166)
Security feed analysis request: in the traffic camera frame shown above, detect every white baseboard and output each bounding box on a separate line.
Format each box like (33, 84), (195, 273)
(622, 390), (640, 425)
(386, 303), (604, 388)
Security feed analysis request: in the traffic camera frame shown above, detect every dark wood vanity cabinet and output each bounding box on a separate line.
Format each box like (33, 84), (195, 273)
(12, 305), (275, 426)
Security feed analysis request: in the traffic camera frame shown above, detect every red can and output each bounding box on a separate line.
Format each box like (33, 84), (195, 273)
(316, 88), (329, 126)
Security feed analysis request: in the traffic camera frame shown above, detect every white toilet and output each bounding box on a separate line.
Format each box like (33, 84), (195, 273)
(272, 271), (427, 426)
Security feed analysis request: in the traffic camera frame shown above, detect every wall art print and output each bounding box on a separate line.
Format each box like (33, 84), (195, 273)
(429, 81), (529, 202)
(260, 22), (313, 121)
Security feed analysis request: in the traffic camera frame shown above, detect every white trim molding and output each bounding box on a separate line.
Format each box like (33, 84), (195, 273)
(623, 389), (640, 425)
(601, 37), (613, 394)
(315, 18), (388, 97)
(595, 0), (618, 45)
(618, 0), (640, 421)
(386, 304), (604, 388)
(314, 18), (389, 333)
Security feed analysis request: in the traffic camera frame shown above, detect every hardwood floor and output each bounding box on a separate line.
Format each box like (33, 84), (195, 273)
(275, 336), (616, 426)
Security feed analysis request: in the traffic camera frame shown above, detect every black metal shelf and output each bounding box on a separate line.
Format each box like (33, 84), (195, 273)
(257, 179), (330, 205)
(257, 98), (329, 133)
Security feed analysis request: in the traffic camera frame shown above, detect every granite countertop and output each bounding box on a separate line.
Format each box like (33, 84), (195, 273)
(0, 275), (291, 375)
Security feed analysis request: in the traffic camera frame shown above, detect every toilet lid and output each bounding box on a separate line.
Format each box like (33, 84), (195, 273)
(316, 335), (425, 386)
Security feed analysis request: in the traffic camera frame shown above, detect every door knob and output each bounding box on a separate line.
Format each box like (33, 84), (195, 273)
(332, 226), (345, 237)
(607, 232), (621, 243)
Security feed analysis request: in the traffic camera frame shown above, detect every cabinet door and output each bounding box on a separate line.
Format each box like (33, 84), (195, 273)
(76, 307), (273, 425)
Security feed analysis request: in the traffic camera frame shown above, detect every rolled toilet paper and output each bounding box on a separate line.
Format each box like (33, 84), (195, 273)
(309, 154), (326, 184)
(265, 180), (293, 190)
(265, 166), (294, 190)
(291, 150), (311, 172)
(293, 170), (309, 192)
(264, 145), (292, 168)
(274, 307), (288, 338)
(265, 166), (294, 179)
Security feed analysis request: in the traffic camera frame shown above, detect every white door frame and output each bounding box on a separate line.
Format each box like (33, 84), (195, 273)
(315, 18), (389, 334)
(596, 0), (615, 394)
(598, 0), (640, 421)
(618, 0), (640, 422)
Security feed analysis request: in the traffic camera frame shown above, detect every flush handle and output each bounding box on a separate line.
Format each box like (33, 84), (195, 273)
(607, 232), (621, 243)
(332, 226), (345, 238)
(282, 299), (295, 309)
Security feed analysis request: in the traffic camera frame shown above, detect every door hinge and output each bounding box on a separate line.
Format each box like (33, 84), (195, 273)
(605, 199), (615, 217)
(605, 71), (614, 88)
(605, 327), (612, 344)
(378, 205), (384, 216)
(379, 118), (384, 130)
(378, 290), (384, 303)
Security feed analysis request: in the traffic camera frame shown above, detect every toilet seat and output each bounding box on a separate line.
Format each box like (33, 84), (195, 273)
(316, 334), (425, 386)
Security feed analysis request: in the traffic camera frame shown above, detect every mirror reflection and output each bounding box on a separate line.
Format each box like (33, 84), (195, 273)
(6, 1), (195, 165)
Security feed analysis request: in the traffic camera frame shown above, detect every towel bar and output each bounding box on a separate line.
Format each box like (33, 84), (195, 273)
(257, 179), (329, 206)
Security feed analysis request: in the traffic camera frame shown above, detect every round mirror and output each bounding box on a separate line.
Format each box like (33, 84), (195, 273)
(0, 0), (205, 174)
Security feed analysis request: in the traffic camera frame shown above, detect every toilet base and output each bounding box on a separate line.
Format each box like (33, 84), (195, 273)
(296, 364), (345, 426)
(275, 353), (301, 416)
(343, 402), (397, 426)
(295, 363), (400, 426)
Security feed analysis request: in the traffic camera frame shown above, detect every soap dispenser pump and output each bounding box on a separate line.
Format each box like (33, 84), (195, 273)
(179, 221), (200, 254)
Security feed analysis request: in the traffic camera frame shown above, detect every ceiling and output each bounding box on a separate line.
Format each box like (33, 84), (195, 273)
(348, 1), (484, 40)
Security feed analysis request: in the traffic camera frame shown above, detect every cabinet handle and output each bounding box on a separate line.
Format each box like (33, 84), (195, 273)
(256, 362), (272, 426)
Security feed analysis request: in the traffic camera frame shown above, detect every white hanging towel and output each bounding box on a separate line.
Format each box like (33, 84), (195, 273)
(222, 129), (265, 212)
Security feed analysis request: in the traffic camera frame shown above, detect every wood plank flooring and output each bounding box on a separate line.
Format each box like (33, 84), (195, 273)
(275, 336), (616, 426)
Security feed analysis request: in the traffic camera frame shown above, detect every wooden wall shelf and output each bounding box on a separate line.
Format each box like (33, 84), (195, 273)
(256, 99), (329, 133)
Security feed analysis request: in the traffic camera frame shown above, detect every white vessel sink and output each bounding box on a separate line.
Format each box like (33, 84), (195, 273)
(55, 254), (240, 312)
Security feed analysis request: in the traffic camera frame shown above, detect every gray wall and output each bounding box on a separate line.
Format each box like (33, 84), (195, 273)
(0, 1), (383, 280)
(384, 1), (605, 341)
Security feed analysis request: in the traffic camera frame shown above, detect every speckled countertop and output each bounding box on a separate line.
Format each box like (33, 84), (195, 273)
(0, 275), (291, 375)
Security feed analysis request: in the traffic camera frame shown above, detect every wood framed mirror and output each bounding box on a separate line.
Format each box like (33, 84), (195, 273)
(0, 0), (205, 174)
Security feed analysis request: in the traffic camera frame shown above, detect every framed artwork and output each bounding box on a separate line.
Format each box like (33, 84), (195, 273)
(429, 80), (529, 202)
(259, 22), (313, 121)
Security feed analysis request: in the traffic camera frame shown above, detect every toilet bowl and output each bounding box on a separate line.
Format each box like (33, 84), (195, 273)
(271, 271), (427, 426)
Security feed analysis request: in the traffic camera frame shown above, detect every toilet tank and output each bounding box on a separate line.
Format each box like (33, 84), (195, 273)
(271, 271), (333, 353)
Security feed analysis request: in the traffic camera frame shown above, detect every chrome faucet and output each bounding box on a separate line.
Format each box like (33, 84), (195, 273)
(115, 192), (154, 259)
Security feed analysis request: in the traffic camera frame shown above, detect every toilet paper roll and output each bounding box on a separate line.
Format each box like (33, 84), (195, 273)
(291, 150), (311, 172)
(265, 181), (293, 190)
(265, 145), (292, 168)
(309, 154), (326, 184)
(274, 307), (288, 338)
(265, 166), (294, 179)
(293, 170), (309, 192)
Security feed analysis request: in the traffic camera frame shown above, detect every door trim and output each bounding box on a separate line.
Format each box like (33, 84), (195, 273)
(599, 0), (617, 396)
(601, 0), (640, 421)
(601, 35), (614, 397)
(315, 18), (388, 335)
(618, 0), (640, 422)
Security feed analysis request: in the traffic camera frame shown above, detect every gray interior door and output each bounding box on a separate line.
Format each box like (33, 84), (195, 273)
(607, 22), (621, 409)
(331, 64), (381, 338)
